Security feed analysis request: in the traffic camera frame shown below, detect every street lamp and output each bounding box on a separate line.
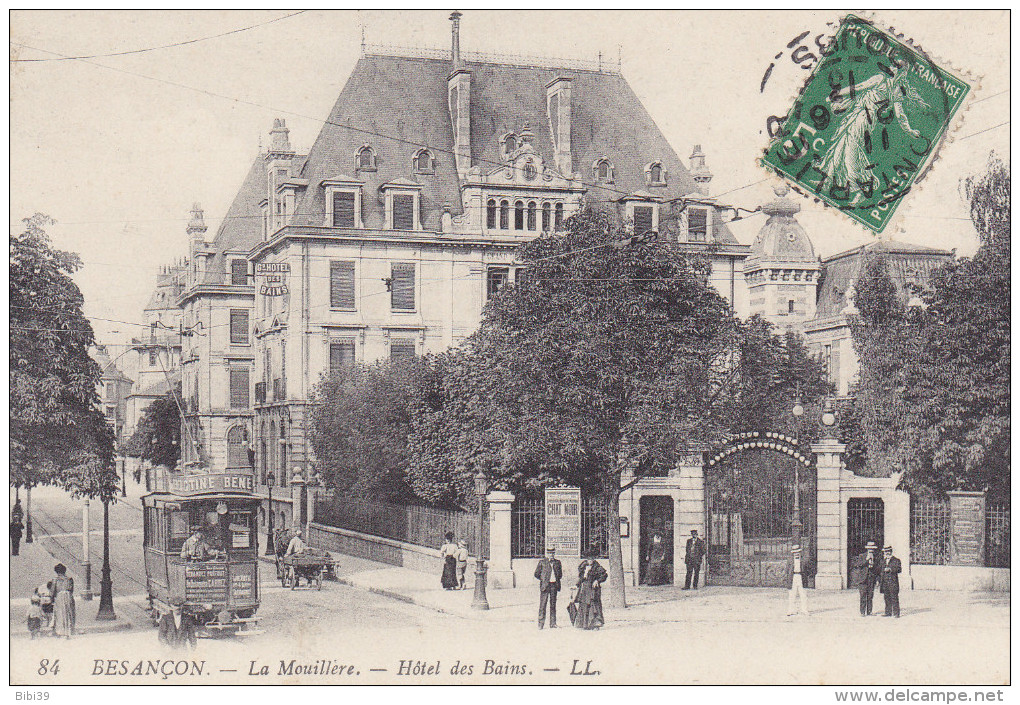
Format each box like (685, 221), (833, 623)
(82, 499), (93, 601)
(471, 470), (490, 611)
(265, 472), (276, 556)
(791, 395), (805, 547)
(96, 497), (116, 621)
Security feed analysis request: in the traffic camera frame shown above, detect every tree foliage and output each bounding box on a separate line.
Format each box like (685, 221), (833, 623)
(124, 384), (182, 468)
(850, 154), (1010, 497)
(10, 214), (118, 500)
(308, 360), (418, 501)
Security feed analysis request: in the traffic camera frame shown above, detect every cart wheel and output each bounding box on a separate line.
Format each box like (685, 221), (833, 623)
(316, 570), (323, 591)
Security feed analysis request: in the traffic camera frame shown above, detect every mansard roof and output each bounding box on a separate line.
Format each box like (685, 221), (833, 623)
(815, 239), (954, 318)
(288, 53), (738, 244)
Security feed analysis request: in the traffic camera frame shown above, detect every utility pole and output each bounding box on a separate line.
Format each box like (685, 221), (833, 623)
(96, 499), (116, 621)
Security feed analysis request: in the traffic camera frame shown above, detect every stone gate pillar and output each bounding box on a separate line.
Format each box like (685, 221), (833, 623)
(486, 490), (516, 588)
(677, 455), (706, 587)
(813, 439), (845, 589)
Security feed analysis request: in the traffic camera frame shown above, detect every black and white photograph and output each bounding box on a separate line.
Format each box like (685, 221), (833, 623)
(8, 9), (1010, 694)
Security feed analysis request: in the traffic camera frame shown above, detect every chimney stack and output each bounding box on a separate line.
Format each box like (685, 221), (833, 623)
(546, 76), (573, 175)
(690, 145), (713, 195)
(450, 11), (463, 69)
(447, 12), (471, 179)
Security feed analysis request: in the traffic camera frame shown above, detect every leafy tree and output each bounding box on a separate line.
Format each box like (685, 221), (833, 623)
(850, 154), (1009, 497)
(308, 360), (418, 501)
(10, 214), (119, 501)
(406, 209), (824, 607)
(125, 384), (182, 468)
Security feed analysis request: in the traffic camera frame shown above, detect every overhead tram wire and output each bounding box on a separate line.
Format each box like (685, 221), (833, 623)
(10, 38), (770, 217)
(9, 11), (308, 62)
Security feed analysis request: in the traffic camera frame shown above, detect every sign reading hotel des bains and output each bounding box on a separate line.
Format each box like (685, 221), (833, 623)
(256, 262), (290, 296)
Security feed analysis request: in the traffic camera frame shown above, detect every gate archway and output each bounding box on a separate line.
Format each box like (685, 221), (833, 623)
(704, 432), (816, 587)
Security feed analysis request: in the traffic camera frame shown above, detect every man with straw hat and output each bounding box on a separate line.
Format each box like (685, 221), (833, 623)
(879, 545), (902, 617)
(786, 544), (809, 617)
(850, 540), (883, 616)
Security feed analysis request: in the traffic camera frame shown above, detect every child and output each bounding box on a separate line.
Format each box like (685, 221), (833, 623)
(37, 583), (53, 629)
(455, 540), (469, 590)
(27, 595), (43, 639)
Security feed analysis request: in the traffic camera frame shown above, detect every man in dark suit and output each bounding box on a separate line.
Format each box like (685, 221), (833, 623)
(880, 545), (902, 617)
(534, 545), (563, 629)
(683, 529), (706, 589)
(852, 541), (883, 616)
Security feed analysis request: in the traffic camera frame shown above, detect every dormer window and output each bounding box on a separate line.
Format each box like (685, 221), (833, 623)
(356, 146), (377, 172)
(323, 178), (364, 229)
(380, 180), (422, 231)
(413, 149), (435, 174)
(594, 158), (615, 184)
(646, 161), (667, 186)
(686, 207), (710, 242)
(500, 133), (518, 159)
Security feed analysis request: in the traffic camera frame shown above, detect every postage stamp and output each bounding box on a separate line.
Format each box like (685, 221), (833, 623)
(761, 14), (971, 233)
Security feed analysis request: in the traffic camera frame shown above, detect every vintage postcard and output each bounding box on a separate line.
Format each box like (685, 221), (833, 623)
(8, 9), (1009, 693)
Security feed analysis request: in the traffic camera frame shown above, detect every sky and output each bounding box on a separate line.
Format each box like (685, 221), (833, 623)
(9, 10), (1010, 346)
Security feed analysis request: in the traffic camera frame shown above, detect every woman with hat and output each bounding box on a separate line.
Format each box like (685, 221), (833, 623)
(572, 544), (609, 630)
(50, 563), (76, 639)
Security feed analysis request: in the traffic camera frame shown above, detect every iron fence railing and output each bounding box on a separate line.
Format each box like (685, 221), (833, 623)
(985, 501), (1010, 568)
(314, 495), (488, 559)
(511, 493), (610, 558)
(910, 498), (951, 566)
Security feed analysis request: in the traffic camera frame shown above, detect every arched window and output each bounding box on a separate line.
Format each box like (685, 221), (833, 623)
(499, 200), (509, 229)
(227, 425), (251, 469)
(594, 159), (613, 183)
(413, 149), (433, 174)
(504, 134), (517, 154)
(542, 202), (551, 231)
(357, 146), (375, 170)
(650, 163), (662, 183)
(514, 201), (525, 230)
(486, 199), (497, 229)
(554, 203), (564, 230)
(527, 201), (537, 230)
(279, 510), (288, 530)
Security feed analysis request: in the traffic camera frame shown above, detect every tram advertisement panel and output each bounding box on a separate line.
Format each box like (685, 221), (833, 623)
(229, 564), (256, 601)
(185, 564), (229, 601)
(544, 487), (581, 557)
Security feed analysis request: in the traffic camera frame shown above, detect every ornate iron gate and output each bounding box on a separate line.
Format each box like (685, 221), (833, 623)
(847, 497), (884, 583)
(705, 433), (816, 587)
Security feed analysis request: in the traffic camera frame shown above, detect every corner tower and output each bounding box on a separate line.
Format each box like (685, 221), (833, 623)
(744, 184), (820, 332)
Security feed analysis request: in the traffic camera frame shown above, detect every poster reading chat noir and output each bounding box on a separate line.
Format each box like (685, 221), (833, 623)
(544, 487), (581, 557)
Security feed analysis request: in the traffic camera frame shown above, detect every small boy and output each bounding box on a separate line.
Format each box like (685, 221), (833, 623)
(37, 583), (53, 628)
(27, 595), (43, 639)
(455, 540), (469, 589)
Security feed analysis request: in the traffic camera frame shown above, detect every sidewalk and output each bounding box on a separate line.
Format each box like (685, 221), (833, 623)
(305, 549), (1011, 629)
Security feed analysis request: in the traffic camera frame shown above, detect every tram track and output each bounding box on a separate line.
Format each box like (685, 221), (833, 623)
(30, 504), (149, 594)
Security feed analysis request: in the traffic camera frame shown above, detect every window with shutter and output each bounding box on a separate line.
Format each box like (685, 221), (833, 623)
(499, 201), (509, 229)
(486, 199), (497, 229)
(527, 202), (537, 230)
(390, 263), (415, 310)
(332, 191), (356, 228)
(688, 208), (708, 242)
(231, 259), (249, 286)
(390, 340), (416, 362)
(227, 426), (251, 468)
(330, 261), (356, 309)
(329, 339), (356, 373)
(229, 368), (250, 409)
(514, 201), (524, 230)
(230, 309), (249, 345)
(393, 194), (415, 230)
(633, 206), (654, 235)
(487, 267), (509, 300)
(554, 203), (564, 230)
(542, 202), (551, 230)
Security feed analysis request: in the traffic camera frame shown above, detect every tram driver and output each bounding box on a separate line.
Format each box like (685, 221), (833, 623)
(180, 530), (210, 561)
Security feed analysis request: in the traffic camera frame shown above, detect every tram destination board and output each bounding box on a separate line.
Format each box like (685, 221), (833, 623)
(544, 487), (581, 557)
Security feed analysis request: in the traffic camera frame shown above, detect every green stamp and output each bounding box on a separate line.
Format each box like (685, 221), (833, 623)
(761, 15), (970, 233)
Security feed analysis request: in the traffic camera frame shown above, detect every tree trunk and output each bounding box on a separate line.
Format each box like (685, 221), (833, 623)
(604, 487), (628, 609)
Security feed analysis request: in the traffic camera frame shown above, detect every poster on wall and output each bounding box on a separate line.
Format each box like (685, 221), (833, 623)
(544, 486), (581, 557)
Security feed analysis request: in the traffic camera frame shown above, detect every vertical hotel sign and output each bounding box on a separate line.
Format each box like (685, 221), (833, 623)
(544, 487), (581, 557)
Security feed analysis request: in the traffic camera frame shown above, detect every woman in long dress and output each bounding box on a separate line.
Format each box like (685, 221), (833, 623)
(50, 563), (75, 639)
(439, 532), (459, 590)
(646, 532), (669, 586)
(574, 547), (608, 630)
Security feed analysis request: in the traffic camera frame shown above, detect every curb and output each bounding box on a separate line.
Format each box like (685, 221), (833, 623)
(332, 576), (474, 619)
(11, 620), (135, 640)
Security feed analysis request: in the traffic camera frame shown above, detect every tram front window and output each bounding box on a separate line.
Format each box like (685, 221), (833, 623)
(169, 502), (255, 559)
